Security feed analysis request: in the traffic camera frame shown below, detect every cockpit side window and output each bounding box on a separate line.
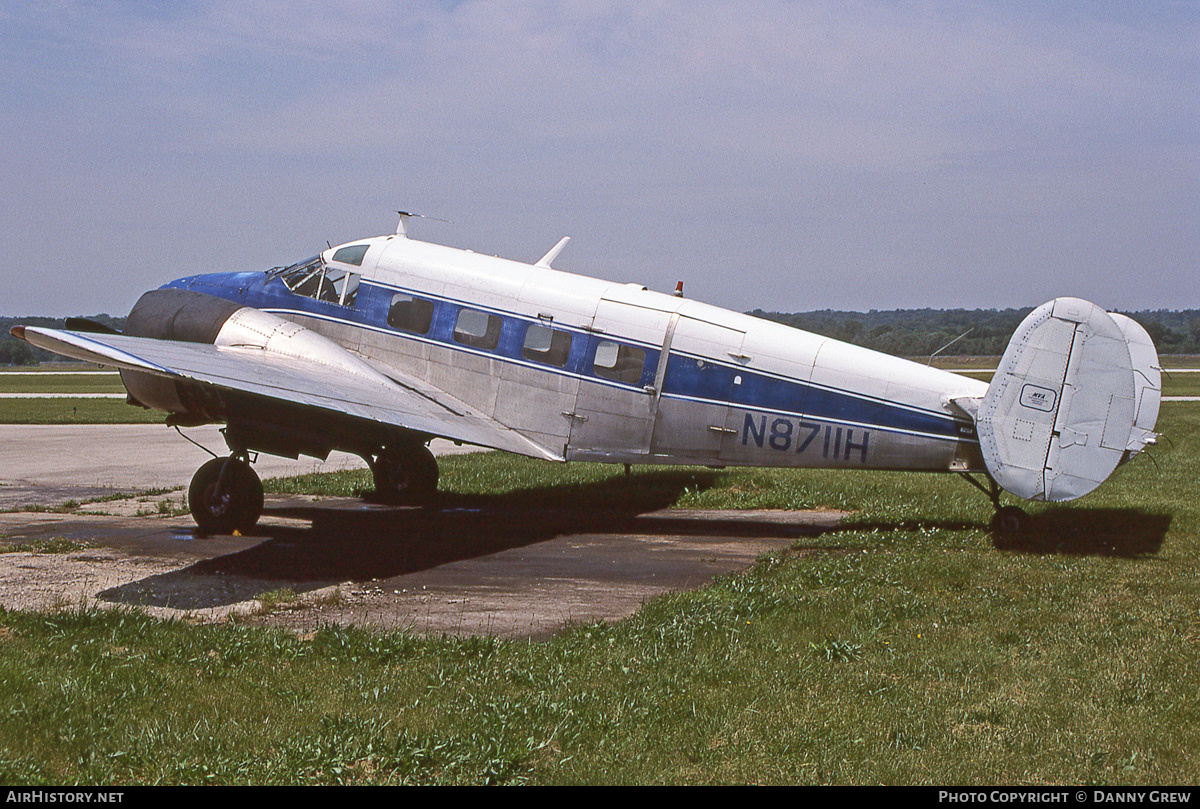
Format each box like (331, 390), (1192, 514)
(277, 255), (359, 307)
(320, 266), (360, 307)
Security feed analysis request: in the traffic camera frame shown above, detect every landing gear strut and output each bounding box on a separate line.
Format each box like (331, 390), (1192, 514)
(189, 455), (264, 536)
(369, 440), (439, 505)
(958, 472), (1027, 538)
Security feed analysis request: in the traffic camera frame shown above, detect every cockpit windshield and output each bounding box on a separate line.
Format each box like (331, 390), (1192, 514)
(273, 254), (360, 308)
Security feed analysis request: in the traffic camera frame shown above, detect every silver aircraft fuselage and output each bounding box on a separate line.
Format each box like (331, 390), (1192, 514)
(161, 232), (989, 473)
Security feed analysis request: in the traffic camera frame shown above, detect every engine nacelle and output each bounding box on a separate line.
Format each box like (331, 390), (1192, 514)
(120, 289), (243, 420)
(118, 287), (406, 459)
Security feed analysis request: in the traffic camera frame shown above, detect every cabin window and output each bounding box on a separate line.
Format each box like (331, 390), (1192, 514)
(387, 294), (434, 335)
(454, 308), (502, 350)
(593, 341), (646, 384)
(332, 244), (370, 266)
(522, 323), (572, 367)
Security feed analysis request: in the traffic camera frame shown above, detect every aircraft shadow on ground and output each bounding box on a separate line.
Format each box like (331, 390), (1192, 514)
(97, 476), (1170, 611)
(839, 508), (1171, 558)
(97, 470), (844, 610)
(991, 508), (1172, 557)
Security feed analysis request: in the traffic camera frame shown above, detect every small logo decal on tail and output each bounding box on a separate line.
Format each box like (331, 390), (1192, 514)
(1019, 384), (1057, 412)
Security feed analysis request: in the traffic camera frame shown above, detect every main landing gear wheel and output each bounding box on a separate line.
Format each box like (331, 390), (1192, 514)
(189, 456), (264, 536)
(371, 442), (439, 505)
(990, 505), (1028, 538)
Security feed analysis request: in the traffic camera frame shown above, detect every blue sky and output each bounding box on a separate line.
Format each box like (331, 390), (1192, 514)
(1, 1), (1196, 316)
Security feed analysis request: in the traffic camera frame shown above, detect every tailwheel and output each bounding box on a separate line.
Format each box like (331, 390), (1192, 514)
(959, 472), (1028, 538)
(188, 456), (264, 536)
(370, 441), (439, 505)
(990, 505), (1028, 538)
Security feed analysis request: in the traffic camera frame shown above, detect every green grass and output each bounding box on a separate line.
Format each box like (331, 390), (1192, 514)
(0, 538), (91, 554)
(930, 355), (1200, 370)
(0, 398), (163, 424)
(0, 403), (1196, 784)
(947, 368), (1200, 397)
(929, 356), (1001, 369)
(1160, 355), (1200, 369)
(1161, 374), (1200, 397)
(0, 363), (104, 373)
(0, 374), (124, 394)
(0, 369), (153, 423)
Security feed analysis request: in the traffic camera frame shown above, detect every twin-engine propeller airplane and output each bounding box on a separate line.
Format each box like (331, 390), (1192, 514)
(13, 214), (1161, 536)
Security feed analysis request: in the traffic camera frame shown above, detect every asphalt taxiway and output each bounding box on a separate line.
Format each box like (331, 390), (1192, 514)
(0, 424), (846, 637)
(0, 424), (481, 509)
(0, 498), (845, 638)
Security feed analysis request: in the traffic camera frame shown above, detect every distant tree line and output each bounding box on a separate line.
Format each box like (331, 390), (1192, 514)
(747, 308), (1200, 357)
(0, 315), (126, 365)
(0, 308), (1197, 366)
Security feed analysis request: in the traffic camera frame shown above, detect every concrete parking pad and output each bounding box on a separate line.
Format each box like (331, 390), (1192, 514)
(0, 498), (846, 638)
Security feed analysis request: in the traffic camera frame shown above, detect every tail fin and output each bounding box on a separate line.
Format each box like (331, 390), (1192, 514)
(975, 298), (1160, 502)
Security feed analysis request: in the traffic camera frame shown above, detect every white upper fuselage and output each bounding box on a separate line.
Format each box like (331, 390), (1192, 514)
(174, 232), (989, 471)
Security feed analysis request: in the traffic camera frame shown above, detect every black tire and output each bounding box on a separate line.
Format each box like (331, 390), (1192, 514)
(188, 457), (264, 535)
(990, 505), (1027, 538)
(372, 442), (439, 505)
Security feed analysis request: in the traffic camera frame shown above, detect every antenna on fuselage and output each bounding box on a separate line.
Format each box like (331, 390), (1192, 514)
(927, 328), (973, 366)
(395, 210), (451, 238)
(535, 236), (571, 268)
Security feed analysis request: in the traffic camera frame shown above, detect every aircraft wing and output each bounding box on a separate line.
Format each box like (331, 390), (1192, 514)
(14, 324), (563, 462)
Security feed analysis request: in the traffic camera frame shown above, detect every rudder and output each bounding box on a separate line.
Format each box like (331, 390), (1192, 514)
(975, 297), (1158, 502)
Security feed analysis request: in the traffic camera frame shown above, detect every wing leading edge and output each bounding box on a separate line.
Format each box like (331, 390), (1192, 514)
(13, 324), (562, 462)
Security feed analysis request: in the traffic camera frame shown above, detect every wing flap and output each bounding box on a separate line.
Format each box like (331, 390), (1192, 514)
(16, 326), (562, 461)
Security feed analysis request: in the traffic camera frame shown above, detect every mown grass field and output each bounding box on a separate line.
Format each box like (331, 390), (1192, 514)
(0, 374), (125, 394)
(946, 369), (1200, 398)
(0, 402), (1196, 785)
(0, 369), (161, 424)
(0, 398), (163, 425)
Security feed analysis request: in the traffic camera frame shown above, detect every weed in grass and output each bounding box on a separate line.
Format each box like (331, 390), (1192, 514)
(255, 588), (299, 614)
(810, 638), (864, 662)
(0, 537), (91, 554)
(2, 486), (183, 514)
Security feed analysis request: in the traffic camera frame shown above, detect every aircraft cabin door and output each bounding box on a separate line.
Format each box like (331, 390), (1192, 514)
(566, 297), (674, 459)
(648, 314), (748, 462)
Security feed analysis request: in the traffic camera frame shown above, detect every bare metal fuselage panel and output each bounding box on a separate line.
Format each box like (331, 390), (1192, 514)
(19, 231), (990, 477)
(193, 234), (984, 472)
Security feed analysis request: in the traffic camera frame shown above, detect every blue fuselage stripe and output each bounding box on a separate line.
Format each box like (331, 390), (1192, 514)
(167, 273), (970, 442)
